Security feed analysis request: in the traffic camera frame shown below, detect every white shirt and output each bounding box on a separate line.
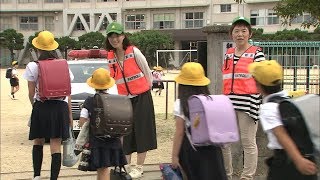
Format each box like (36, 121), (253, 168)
(11, 68), (18, 77)
(173, 99), (190, 127)
(259, 90), (289, 150)
(23, 61), (74, 101)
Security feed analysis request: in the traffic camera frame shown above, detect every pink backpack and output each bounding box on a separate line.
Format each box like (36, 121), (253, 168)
(37, 59), (71, 101)
(187, 95), (239, 148)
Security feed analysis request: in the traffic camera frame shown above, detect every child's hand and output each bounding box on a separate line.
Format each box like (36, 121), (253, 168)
(295, 157), (317, 175)
(171, 156), (180, 169)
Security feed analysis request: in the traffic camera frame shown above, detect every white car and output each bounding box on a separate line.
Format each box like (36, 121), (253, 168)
(68, 60), (118, 136)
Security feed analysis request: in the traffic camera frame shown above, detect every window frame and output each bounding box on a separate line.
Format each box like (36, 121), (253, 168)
(19, 16), (38, 31)
(153, 13), (175, 29)
(125, 14), (146, 30)
(220, 4), (231, 13)
(184, 12), (204, 29)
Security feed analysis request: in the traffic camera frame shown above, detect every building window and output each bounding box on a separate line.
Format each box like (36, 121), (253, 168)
(45, 0), (63, 2)
(18, 0), (34, 3)
(45, 16), (54, 31)
(153, 13), (175, 29)
(99, 13), (117, 30)
(75, 14), (90, 30)
(71, 0), (89, 2)
(19, 16), (38, 30)
(220, 4), (231, 13)
(0, 17), (12, 30)
(250, 10), (265, 26)
(267, 9), (279, 25)
(184, 12), (204, 29)
(125, 14), (145, 30)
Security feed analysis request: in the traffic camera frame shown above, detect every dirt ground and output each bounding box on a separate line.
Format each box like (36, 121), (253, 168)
(0, 68), (178, 174)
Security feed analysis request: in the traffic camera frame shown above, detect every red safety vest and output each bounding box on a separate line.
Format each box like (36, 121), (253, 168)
(107, 46), (150, 95)
(222, 46), (259, 95)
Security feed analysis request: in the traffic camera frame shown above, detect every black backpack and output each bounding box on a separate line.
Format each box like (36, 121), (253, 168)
(268, 94), (319, 155)
(5, 68), (12, 78)
(91, 93), (133, 138)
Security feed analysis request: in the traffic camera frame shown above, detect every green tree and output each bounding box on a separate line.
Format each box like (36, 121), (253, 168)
(55, 36), (77, 58)
(0, 29), (24, 62)
(78, 32), (105, 49)
(129, 30), (174, 67)
(234, 0), (319, 28)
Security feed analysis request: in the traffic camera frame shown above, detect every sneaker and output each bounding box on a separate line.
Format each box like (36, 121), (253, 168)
(129, 165), (143, 179)
(8, 94), (14, 100)
(33, 176), (41, 180)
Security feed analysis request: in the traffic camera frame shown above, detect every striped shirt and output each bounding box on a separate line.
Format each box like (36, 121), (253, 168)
(228, 48), (265, 120)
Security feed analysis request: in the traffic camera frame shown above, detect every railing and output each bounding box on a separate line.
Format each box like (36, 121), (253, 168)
(155, 80), (177, 119)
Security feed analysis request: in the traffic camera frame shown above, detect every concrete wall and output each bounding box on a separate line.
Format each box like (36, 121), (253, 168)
(203, 25), (272, 176)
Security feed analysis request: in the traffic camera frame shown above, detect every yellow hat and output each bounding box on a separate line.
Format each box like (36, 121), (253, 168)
(248, 60), (283, 86)
(153, 66), (157, 70)
(86, 68), (115, 90)
(175, 62), (210, 86)
(156, 66), (163, 71)
(12, 61), (18, 66)
(32, 31), (59, 51)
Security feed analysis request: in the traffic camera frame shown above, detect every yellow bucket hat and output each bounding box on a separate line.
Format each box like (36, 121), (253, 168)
(86, 68), (115, 90)
(156, 66), (163, 71)
(11, 61), (18, 66)
(248, 60), (283, 86)
(175, 62), (210, 86)
(32, 31), (59, 51)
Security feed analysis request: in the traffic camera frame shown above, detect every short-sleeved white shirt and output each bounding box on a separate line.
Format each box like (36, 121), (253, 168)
(259, 90), (288, 150)
(23, 61), (74, 101)
(173, 99), (191, 127)
(12, 68), (18, 77)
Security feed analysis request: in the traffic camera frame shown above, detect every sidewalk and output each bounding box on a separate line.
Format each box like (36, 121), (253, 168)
(1, 163), (269, 180)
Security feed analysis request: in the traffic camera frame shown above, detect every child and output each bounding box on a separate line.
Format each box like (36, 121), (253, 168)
(248, 60), (318, 180)
(171, 62), (227, 180)
(78, 68), (127, 180)
(152, 66), (165, 96)
(8, 60), (19, 100)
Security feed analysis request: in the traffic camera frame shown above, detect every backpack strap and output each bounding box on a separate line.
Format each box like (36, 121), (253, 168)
(267, 95), (290, 103)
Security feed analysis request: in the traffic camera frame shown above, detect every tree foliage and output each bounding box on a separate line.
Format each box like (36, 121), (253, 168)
(234, 0), (320, 28)
(55, 36), (77, 51)
(77, 31), (105, 49)
(251, 28), (320, 41)
(129, 30), (174, 67)
(0, 29), (24, 61)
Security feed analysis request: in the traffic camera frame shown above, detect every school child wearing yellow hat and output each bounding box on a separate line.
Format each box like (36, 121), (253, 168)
(23, 30), (73, 180)
(76, 68), (127, 179)
(249, 60), (318, 180)
(172, 62), (227, 180)
(152, 66), (165, 96)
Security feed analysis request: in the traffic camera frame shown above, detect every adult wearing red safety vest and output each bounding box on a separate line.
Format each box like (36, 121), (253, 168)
(105, 22), (157, 179)
(107, 45), (149, 95)
(221, 16), (266, 180)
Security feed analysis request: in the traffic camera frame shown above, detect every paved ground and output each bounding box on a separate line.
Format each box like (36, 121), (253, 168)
(1, 163), (269, 180)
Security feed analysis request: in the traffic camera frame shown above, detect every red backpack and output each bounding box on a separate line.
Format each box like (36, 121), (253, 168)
(37, 59), (71, 101)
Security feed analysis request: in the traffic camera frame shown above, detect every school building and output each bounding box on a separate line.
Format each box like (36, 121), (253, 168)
(0, 0), (316, 65)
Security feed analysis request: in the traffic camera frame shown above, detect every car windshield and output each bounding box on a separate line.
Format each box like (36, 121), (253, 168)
(69, 63), (108, 83)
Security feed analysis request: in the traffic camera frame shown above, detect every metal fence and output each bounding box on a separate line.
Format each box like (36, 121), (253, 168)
(252, 41), (320, 94)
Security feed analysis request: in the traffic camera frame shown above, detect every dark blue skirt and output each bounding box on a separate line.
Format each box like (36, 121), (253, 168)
(29, 100), (70, 140)
(88, 137), (127, 170)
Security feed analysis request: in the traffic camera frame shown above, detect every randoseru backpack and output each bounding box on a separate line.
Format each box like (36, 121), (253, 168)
(5, 68), (12, 78)
(91, 93), (133, 138)
(268, 94), (320, 155)
(187, 95), (239, 149)
(37, 59), (71, 101)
